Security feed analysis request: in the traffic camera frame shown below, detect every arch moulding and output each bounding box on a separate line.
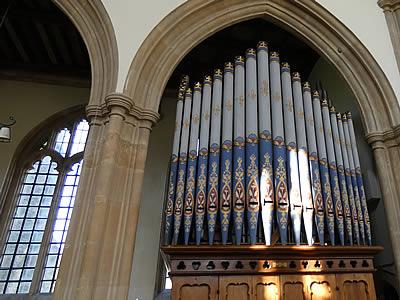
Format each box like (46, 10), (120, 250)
(125, 0), (400, 135)
(124, 0), (400, 290)
(52, 0), (119, 107)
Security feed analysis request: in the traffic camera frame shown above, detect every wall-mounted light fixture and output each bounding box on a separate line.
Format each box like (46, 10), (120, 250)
(0, 116), (16, 143)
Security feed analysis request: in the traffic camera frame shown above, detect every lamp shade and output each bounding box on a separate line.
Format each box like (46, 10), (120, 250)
(0, 126), (11, 143)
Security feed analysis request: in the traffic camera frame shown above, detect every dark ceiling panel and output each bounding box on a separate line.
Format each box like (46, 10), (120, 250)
(166, 18), (320, 90)
(0, 0), (90, 84)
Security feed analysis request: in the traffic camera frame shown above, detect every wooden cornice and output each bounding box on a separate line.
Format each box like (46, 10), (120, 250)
(162, 245), (383, 258)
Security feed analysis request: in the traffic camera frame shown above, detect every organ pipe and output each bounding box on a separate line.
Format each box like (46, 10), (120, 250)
(207, 70), (223, 245)
(257, 42), (274, 246)
(163, 42), (372, 247)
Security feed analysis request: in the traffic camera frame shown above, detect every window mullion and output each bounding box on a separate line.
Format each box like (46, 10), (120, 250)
(29, 168), (67, 295)
(65, 122), (78, 158)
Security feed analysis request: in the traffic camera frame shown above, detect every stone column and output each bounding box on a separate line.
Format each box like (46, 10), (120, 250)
(54, 93), (159, 300)
(367, 126), (400, 287)
(378, 0), (400, 71)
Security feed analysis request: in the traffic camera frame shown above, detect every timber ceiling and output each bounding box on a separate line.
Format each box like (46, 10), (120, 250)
(166, 18), (320, 93)
(0, 0), (90, 87)
(0, 4), (319, 92)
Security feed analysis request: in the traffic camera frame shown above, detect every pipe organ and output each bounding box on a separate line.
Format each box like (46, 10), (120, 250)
(162, 41), (381, 300)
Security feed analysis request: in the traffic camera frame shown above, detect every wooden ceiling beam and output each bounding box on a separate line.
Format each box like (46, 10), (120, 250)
(0, 32), (15, 60)
(66, 29), (87, 66)
(35, 22), (58, 65)
(51, 25), (73, 65)
(0, 68), (90, 88)
(0, 61), (90, 75)
(2, 9), (70, 25)
(4, 19), (30, 63)
(20, 22), (47, 63)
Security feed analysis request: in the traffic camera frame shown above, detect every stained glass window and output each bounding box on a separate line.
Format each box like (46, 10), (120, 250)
(0, 118), (89, 294)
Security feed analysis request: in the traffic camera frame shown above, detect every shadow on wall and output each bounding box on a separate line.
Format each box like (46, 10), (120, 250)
(155, 289), (171, 300)
(376, 279), (398, 300)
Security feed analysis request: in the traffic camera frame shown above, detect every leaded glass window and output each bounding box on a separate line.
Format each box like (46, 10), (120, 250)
(0, 118), (89, 294)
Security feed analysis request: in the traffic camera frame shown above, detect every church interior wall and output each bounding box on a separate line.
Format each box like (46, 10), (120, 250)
(99, 0), (400, 104)
(129, 97), (176, 300)
(0, 80), (90, 193)
(0, 0), (399, 298)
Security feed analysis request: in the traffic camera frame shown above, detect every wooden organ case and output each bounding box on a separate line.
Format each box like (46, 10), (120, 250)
(161, 42), (381, 300)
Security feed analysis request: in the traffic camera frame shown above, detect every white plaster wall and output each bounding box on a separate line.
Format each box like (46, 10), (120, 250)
(100, 0), (400, 104)
(129, 97), (176, 300)
(0, 80), (89, 191)
(100, 0), (185, 92)
(316, 0), (400, 102)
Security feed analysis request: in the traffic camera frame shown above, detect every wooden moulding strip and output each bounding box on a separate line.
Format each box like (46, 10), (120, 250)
(161, 245), (383, 258)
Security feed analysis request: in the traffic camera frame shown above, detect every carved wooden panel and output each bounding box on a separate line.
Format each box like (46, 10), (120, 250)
(253, 276), (280, 300)
(172, 276), (218, 300)
(336, 273), (375, 300)
(281, 274), (337, 300)
(170, 272), (377, 300)
(281, 278), (305, 300)
(219, 275), (252, 300)
(309, 275), (337, 300)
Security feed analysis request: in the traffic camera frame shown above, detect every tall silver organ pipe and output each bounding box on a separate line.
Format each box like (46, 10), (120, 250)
(303, 84), (325, 244)
(343, 114), (366, 245)
(321, 98), (345, 245)
(207, 69), (223, 245)
(183, 82), (202, 245)
(172, 88), (193, 245)
(220, 63), (234, 245)
(270, 52), (289, 245)
(281, 63), (302, 245)
(194, 76), (212, 245)
(245, 49), (260, 245)
(337, 114), (361, 245)
(347, 112), (372, 245)
(163, 43), (372, 246)
(257, 42), (274, 246)
(312, 91), (335, 245)
(164, 78), (187, 244)
(233, 56), (246, 245)
(330, 107), (353, 245)
(292, 73), (314, 246)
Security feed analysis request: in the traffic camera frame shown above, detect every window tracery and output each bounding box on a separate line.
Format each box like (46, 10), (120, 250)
(0, 118), (89, 294)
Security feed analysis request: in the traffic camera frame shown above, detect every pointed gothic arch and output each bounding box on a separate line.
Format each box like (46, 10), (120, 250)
(123, 0), (400, 290)
(124, 0), (400, 135)
(52, 0), (118, 107)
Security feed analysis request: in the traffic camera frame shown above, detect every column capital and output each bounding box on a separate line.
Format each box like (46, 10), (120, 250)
(86, 93), (160, 126)
(105, 92), (133, 113)
(378, 0), (400, 11)
(130, 103), (160, 126)
(365, 124), (400, 147)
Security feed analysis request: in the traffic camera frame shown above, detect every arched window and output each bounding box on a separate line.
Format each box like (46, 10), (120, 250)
(0, 114), (89, 294)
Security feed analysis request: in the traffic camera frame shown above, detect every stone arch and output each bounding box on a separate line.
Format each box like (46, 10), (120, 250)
(124, 0), (400, 291)
(52, 0), (118, 107)
(124, 0), (400, 135)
